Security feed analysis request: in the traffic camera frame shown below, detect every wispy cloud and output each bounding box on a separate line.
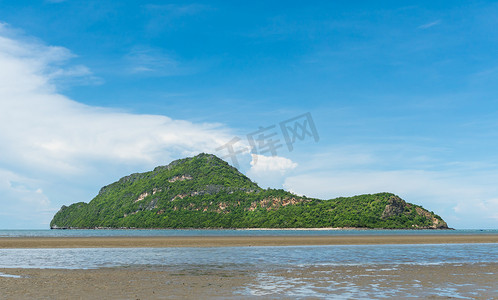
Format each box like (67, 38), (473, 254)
(144, 4), (213, 35)
(0, 22), (103, 89)
(125, 46), (177, 74)
(49, 64), (104, 87)
(124, 46), (196, 76)
(418, 20), (441, 29)
(145, 4), (211, 17)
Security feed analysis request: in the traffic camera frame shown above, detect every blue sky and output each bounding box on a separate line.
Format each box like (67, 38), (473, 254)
(0, 1), (497, 229)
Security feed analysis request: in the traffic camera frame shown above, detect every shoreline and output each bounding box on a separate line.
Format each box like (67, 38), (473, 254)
(235, 227), (453, 230)
(50, 226), (453, 230)
(0, 234), (496, 248)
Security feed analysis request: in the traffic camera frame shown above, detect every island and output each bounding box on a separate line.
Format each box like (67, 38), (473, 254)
(51, 153), (449, 229)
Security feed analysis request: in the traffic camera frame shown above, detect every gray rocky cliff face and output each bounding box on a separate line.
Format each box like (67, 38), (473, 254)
(381, 196), (406, 219)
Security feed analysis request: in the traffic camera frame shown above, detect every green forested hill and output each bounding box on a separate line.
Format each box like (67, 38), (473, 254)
(50, 153), (448, 229)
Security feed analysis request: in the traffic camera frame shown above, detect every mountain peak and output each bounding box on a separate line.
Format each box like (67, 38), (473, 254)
(153, 153), (228, 172)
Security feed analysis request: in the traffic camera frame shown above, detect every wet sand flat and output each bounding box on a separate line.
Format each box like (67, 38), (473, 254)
(1, 262), (496, 299)
(0, 234), (497, 248)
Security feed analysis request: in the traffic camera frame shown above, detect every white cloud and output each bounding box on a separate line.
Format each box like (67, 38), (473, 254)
(0, 24), (236, 228)
(0, 26), (233, 174)
(249, 154), (297, 174)
(246, 154), (297, 189)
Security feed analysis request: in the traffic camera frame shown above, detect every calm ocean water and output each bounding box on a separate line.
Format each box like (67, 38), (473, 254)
(0, 243), (496, 269)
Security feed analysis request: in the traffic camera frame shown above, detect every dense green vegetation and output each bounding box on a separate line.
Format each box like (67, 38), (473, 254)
(51, 153), (448, 229)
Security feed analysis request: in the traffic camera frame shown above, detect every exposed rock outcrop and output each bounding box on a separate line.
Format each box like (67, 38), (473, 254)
(381, 196), (406, 219)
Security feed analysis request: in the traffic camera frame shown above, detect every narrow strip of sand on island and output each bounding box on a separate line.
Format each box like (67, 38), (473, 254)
(0, 234), (497, 248)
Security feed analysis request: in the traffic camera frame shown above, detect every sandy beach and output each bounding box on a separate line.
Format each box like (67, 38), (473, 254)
(1, 262), (496, 299)
(0, 234), (497, 248)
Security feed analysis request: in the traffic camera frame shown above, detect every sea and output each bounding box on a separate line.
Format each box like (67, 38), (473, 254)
(1, 229), (497, 298)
